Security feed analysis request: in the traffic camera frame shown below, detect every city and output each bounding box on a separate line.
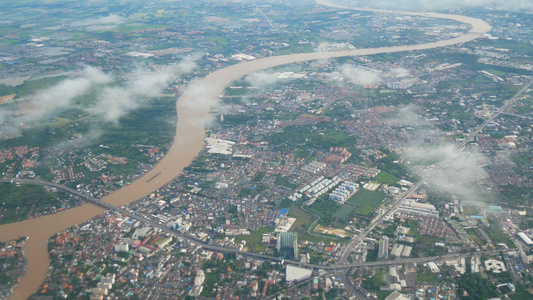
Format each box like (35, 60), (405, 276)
(0, 0), (532, 299)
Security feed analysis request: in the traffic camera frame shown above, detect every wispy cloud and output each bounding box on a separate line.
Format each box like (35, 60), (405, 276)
(91, 65), (176, 123)
(340, 64), (382, 84)
(15, 66), (112, 124)
(0, 56), (200, 143)
(71, 14), (126, 27)
(245, 71), (279, 89)
(404, 144), (490, 201)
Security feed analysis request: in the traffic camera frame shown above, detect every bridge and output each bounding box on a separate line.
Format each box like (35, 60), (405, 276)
(2, 178), (505, 271)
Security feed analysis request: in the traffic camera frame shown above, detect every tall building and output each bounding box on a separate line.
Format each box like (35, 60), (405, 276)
(378, 236), (389, 259)
(277, 232), (298, 259)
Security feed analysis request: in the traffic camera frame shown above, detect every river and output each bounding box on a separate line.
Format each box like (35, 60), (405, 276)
(0, 1), (491, 299)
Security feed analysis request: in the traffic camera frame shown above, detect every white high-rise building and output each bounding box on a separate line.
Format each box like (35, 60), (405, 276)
(379, 236), (389, 259)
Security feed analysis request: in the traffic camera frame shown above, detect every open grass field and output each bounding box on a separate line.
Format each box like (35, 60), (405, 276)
(236, 227), (273, 253)
(486, 221), (515, 248)
(373, 171), (399, 185)
(346, 189), (385, 209)
(333, 204), (357, 221)
(288, 206), (313, 232)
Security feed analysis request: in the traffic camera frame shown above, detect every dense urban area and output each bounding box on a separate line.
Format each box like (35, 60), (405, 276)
(0, 0), (533, 299)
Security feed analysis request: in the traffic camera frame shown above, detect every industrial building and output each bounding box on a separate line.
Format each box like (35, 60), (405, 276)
(517, 232), (533, 246)
(189, 270), (205, 297)
(397, 200), (439, 217)
(390, 243), (412, 258)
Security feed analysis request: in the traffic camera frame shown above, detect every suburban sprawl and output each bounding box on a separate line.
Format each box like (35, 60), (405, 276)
(1, 0), (533, 299)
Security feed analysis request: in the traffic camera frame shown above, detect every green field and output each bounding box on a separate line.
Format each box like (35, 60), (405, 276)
(333, 204), (357, 221)
(289, 206), (343, 244)
(417, 266), (441, 283)
(466, 228), (486, 246)
(462, 205), (478, 216)
(274, 175), (298, 189)
(288, 206), (313, 232)
(346, 189), (385, 209)
(373, 171), (399, 185)
(486, 221), (515, 248)
(355, 206), (376, 216)
(236, 227), (273, 253)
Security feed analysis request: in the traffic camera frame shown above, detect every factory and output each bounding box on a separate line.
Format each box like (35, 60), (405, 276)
(397, 200), (439, 217)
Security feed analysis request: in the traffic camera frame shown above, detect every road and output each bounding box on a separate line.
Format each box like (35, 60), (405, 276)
(333, 78), (533, 296)
(4, 178), (507, 273)
(338, 78), (533, 263)
(0, 2), (499, 298)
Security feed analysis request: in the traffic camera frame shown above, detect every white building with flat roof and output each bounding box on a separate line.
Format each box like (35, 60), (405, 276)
(397, 200), (438, 217)
(285, 265), (312, 282)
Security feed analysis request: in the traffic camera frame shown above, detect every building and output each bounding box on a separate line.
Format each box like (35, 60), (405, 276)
(397, 200), (439, 217)
(517, 232), (533, 246)
(114, 241), (130, 252)
(277, 232), (298, 259)
(385, 291), (410, 300)
(379, 236), (389, 259)
(285, 265), (312, 283)
(189, 270), (205, 296)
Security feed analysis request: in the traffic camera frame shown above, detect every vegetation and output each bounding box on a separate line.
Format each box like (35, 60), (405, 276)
(416, 265), (440, 283)
(457, 273), (498, 300)
(268, 125), (357, 152)
(361, 268), (386, 291)
(274, 175), (298, 189)
(373, 171), (399, 185)
(0, 183), (67, 224)
(486, 220), (515, 248)
(346, 189), (385, 209)
(236, 227), (273, 253)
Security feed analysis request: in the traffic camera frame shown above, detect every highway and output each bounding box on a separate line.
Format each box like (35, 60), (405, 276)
(3, 178), (506, 273)
(3, 79), (529, 300)
(338, 78), (533, 264)
(333, 78), (532, 297)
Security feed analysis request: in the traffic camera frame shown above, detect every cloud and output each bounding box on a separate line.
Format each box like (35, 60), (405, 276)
(245, 71), (279, 89)
(175, 54), (201, 74)
(375, 102), (492, 201)
(402, 142), (490, 202)
(386, 67), (411, 79)
(91, 65), (176, 123)
(13, 66), (112, 124)
(340, 64), (382, 84)
(0, 56), (199, 142)
(55, 126), (105, 150)
(72, 14), (126, 27)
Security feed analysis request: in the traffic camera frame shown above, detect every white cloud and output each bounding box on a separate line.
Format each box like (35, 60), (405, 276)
(91, 66), (175, 123)
(340, 64), (382, 84)
(387, 67), (411, 79)
(15, 66), (112, 124)
(245, 71), (279, 89)
(72, 14), (126, 27)
(404, 143), (490, 201)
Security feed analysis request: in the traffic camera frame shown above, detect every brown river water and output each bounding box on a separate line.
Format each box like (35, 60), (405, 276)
(0, 1), (491, 298)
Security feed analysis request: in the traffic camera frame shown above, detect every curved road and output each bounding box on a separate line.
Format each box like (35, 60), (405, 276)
(0, 1), (492, 299)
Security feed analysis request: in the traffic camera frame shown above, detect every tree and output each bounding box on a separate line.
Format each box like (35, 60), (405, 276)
(457, 273), (498, 300)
